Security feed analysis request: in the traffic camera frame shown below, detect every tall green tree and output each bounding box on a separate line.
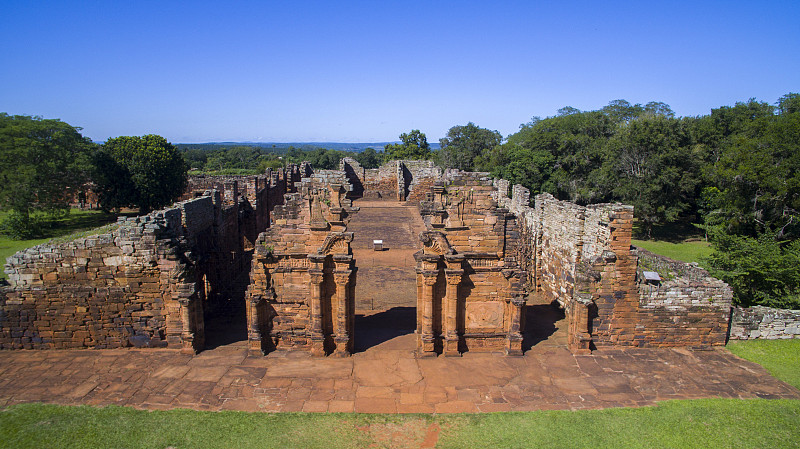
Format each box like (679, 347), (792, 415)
(384, 130), (431, 160)
(437, 122), (502, 171)
(0, 114), (94, 238)
(93, 135), (188, 214)
(603, 115), (700, 237)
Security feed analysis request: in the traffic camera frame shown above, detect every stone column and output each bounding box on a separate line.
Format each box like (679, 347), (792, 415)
(332, 269), (352, 357)
(506, 295), (525, 356)
(444, 269), (463, 356)
(308, 269), (326, 356)
(418, 270), (439, 356)
(246, 294), (263, 356)
(177, 289), (196, 355)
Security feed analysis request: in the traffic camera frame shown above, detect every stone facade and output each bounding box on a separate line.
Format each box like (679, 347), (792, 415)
(245, 175), (358, 356)
(729, 306), (800, 340)
(416, 171), (526, 356)
(2, 159), (744, 357)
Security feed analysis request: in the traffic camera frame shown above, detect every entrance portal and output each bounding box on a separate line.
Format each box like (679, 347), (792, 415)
(347, 200), (427, 351)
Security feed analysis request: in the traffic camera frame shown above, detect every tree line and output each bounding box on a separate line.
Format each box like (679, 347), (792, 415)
(397, 94), (799, 309)
(2, 93), (798, 308)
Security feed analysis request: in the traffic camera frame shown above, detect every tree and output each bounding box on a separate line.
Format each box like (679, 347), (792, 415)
(355, 147), (381, 169)
(0, 114), (94, 238)
(602, 115), (700, 237)
(384, 130), (431, 160)
(437, 122), (502, 171)
(93, 135), (188, 214)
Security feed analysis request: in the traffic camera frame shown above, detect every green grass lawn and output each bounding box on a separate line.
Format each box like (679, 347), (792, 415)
(1, 399), (798, 449)
(728, 339), (800, 390)
(0, 209), (119, 279)
(632, 238), (713, 264)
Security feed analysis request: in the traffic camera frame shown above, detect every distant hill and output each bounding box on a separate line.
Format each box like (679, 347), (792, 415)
(175, 141), (441, 152)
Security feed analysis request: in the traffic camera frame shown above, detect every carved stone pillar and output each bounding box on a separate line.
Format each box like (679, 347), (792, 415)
(444, 269), (463, 356)
(506, 295), (525, 356)
(308, 269), (326, 356)
(332, 269), (352, 357)
(418, 270), (439, 356)
(177, 295), (195, 355)
(247, 294), (263, 356)
(568, 296), (593, 355)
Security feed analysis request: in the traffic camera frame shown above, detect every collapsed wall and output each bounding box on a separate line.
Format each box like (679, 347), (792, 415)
(729, 306), (800, 340)
(1, 166), (303, 352)
(340, 158), (441, 203)
(495, 183), (733, 352)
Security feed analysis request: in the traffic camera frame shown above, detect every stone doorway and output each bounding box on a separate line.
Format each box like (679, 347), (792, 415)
(347, 200), (427, 352)
(201, 254), (252, 349)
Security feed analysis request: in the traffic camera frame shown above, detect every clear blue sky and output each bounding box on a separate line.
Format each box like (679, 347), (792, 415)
(2, 1), (798, 143)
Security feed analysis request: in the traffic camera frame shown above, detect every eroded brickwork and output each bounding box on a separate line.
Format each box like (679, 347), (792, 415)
(416, 171), (526, 356)
(495, 183), (733, 353)
(1, 166), (303, 352)
(246, 175), (358, 356)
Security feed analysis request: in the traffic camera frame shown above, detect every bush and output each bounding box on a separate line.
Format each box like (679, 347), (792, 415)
(0, 211), (46, 240)
(705, 231), (800, 308)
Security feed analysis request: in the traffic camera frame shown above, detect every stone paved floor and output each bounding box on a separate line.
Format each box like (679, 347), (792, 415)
(348, 200), (426, 310)
(1, 333), (797, 413)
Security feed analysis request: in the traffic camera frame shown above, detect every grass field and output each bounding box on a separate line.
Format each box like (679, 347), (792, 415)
(631, 238), (713, 264)
(728, 339), (800, 389)
(1, 340), (799, 448)
(0, 399), (797, 449)
(0, 209), (119, 279)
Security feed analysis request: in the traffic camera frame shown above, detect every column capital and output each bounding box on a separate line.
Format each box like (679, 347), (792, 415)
(333, 270), (352, 284)
(308, 269), (324, 284)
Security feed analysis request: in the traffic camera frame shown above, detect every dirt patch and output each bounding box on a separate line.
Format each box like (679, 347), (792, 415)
(354, 419), (441, 449)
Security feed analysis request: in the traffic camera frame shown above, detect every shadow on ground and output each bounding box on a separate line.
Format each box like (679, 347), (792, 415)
(522, 301), (564, 352)
(353, 307), (416, 353)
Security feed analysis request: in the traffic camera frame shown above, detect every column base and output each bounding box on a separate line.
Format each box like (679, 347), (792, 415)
(310, 337), (326, 357)
(444, 338), (461, 357)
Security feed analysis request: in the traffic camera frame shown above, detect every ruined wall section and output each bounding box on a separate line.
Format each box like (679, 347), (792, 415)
(0, 196), (220, 351)
(246, 174), (358, 356)
(417, 171), (526, 355)
(494, 183), (731, 352)
(730, 306), (800, 340)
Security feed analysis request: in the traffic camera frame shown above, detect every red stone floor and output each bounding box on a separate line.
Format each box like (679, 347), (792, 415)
(1, 328), (797, 413)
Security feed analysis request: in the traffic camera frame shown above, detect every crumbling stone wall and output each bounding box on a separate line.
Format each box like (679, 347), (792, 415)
(246, 175), (358, 356)
(1, 164), (302, 352)
(730, 306), (800, 340)
(347, 159), (443, 203)
(495, 184), (733, 353)
(417, 171), (526, 356)
(0, 196), (217, 351)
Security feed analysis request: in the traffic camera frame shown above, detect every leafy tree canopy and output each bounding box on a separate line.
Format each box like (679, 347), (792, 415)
(437, 122), (502, 171)
(384, 130), (431, 160)
(0, 113), (94, 238)
(93, 135), (188, 214)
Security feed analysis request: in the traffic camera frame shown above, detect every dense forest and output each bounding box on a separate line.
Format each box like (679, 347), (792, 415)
(1, 93), (798, 308)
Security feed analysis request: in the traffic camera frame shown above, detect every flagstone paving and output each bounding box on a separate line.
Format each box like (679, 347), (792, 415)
(0, 331), (797, 413)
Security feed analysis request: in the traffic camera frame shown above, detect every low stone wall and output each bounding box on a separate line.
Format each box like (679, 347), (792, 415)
(1, 199), (210, 350)
(730, 306), (800, 340)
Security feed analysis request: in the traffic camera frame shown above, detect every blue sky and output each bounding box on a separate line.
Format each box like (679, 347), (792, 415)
(2, 1), (798, 143)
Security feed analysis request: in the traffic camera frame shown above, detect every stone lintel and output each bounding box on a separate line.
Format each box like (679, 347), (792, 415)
(308, 254), (327, 264)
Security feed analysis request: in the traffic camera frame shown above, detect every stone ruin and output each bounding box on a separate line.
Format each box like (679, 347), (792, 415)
(1, 159), (736, 356)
